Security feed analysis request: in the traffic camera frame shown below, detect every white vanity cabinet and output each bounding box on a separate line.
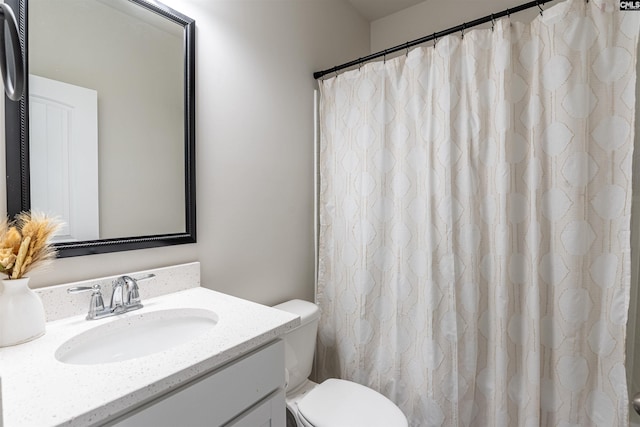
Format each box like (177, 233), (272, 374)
(1, 281), (299, 427)
(107, 339), (285, 427)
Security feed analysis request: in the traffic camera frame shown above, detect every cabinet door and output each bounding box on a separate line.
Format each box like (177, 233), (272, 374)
(108, 340), (284, 427)
(225, 389), (285, 427)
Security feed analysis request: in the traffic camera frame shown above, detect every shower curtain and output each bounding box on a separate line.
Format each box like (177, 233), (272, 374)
(316, 0), (639, 426)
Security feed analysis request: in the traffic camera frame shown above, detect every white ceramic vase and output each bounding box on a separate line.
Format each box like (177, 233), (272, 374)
(0, 277), (46, 347)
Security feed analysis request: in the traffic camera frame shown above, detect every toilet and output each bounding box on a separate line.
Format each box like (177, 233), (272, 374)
(274, 299), (408, 427)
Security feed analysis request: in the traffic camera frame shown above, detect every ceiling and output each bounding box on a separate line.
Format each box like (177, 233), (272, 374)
(347, 0), (425, 22)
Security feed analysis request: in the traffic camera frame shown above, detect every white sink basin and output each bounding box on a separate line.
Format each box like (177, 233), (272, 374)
(55, 308), (218, 365)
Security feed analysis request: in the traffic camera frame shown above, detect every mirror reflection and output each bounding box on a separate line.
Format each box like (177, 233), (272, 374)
(29, 0), (185, 242)
(5, 0), (196, 257)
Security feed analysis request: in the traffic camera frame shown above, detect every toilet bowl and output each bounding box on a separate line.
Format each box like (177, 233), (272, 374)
(274, 299), (408, 427)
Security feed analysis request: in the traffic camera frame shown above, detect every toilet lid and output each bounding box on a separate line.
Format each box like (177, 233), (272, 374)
(297, 379), (408, 427)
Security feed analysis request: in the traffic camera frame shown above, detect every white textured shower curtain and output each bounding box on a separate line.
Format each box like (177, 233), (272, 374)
(316, 0), (639, 425)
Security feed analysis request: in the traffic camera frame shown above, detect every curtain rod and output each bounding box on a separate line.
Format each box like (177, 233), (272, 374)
(313, 0), (561, 80)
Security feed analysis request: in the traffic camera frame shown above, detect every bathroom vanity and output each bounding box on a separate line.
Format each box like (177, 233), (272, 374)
(0, 263), (299, 426)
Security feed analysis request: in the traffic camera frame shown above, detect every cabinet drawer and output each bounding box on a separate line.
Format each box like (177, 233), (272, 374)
(108, 339), (285, 427)
(225, 389), (285, 427)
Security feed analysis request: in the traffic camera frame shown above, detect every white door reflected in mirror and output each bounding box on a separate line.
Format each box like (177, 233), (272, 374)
(29, 74), (99, 242)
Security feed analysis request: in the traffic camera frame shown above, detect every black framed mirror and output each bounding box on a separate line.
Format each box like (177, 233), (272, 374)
(4, 0), (196, 258)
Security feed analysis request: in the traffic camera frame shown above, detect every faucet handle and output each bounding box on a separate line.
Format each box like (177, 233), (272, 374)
(127, 277), (141, 305)
(119, 274), (152, 308)
(68, 284), (105, 320)
(68, 284), (102, 295)
(130, 273), (154, 304)
(131, 273), (154, 304)
(135, 273), (156, 282)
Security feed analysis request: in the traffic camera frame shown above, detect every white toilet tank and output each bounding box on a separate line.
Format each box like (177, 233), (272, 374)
(273, 299), (321, 392)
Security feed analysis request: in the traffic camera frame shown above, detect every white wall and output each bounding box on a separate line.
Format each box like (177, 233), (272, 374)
(160, 0), (370, 304)
(1, 0), (370, 306)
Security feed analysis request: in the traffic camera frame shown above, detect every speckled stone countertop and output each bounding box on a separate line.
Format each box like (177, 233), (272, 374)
(0, 272), (299, 427)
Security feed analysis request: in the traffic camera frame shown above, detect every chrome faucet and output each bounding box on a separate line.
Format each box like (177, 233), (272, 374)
(68, 273), (155, 320)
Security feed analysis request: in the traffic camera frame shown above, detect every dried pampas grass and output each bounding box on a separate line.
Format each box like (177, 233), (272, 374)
(0, 211), (61, 279)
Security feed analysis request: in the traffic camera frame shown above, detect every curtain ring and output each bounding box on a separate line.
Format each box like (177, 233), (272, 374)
(405, 42), (410, 57)
(358, 59), (362, 72)
(383, 49), (387, 64)
(537, 1), (544, 16)
(333, 66), (338, 77)
(433, 32), (437, 46)
(507, 8), (511, 19)
(461, 23), (465, 39)
(491, 13), (495, 32)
